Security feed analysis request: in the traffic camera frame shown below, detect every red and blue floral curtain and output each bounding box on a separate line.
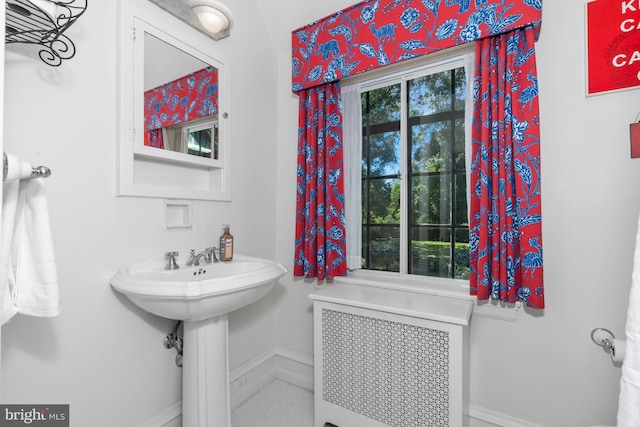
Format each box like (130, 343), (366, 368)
(143, 66), (219, 148)
(294, 82), (347, 280)
(469, 26), (544, 308)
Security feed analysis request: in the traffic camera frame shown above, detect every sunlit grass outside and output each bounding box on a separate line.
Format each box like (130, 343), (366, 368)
(367, 239), (470, 280)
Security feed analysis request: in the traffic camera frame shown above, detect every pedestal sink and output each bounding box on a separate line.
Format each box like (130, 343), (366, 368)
(110, 252), (287, 427)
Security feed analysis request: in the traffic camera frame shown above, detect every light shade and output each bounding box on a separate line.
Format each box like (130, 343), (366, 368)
(187, 0), (234, 40)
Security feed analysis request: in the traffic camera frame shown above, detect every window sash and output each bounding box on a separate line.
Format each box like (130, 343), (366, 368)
(344, 48), (475, 280)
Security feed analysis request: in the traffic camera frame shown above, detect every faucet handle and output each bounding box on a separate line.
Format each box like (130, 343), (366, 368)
(213, 247), (219, 263)
(164, 251), (180, 270)
(204, 247), (219, 263)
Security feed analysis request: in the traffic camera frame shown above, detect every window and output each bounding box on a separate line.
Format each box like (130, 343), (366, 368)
(164, 116), (221, 164)
(184, 120), (219, 159)
(359, 61), (469, 280)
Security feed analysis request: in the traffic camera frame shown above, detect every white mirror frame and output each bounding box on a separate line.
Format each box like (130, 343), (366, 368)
(117, 0), (231, 201)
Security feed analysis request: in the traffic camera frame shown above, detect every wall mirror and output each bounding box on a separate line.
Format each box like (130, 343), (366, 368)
(142, 33), (222, 166)
(118, 0), (230, 201)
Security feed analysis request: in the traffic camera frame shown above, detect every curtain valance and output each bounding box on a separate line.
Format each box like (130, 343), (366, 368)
(291, 0), (541, 92)
(144, 66), (219, 133)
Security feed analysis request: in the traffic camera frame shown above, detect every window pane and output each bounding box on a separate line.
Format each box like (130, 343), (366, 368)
(410, 227), (451, 277)
(408, 73), (453, 116)
(455, 174), (468, 226)
(363, 84), (401, 125)
(187, 128), (211, 158)
(364, 178), (401, 224)
(364, 226), (400, 272)
(454, 118), (465, 170)
(411, 121), (452, 173)
(453, 68), (466, 111)
(213, 124), (219, 159)
(411, 174), (451, 225)
(454, 229), (470, 280)
(362, 134), (368, 175)
(367, 131), (400, 177)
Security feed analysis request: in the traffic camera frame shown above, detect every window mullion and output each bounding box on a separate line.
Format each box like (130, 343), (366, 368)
(363, 92), (372, 270)
(399, 77), (409, 275)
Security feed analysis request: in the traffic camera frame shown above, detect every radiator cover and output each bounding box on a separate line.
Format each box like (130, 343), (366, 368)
(311, 284), (471, 427)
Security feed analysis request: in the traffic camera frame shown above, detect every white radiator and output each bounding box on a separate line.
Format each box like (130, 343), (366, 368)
(310, 284), (472, 427)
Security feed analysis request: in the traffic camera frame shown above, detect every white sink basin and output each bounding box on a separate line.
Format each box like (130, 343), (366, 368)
(110, 252), (287, 321)
(111, 251), (287, 427)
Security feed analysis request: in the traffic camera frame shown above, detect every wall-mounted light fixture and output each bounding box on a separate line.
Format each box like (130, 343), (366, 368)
(187, 0), (233, 40)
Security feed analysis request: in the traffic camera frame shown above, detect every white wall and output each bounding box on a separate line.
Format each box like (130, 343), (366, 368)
(269, 1), (640, 426)
(1, 0), (279, 425)
(2, 0), (639, 426)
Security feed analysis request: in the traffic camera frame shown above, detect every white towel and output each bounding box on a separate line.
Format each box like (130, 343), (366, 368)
(617, 212), (640, 425)
(1, 180), (20, 324)
(1, 177), (60, 325)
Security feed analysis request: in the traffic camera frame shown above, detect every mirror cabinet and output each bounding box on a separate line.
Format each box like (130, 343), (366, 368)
(118, 0), (230, 201)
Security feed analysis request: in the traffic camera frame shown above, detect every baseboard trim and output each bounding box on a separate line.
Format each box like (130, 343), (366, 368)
(138, 347), (546, 427)
(468, 404), (547, 427)
(138, 401), (181, 427)
(229, 346), (314, 409)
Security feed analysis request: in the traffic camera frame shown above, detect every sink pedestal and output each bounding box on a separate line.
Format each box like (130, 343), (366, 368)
(182, 315), (230, 427)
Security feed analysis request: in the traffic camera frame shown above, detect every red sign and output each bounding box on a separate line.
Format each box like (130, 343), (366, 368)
(587, 0), (640, 95)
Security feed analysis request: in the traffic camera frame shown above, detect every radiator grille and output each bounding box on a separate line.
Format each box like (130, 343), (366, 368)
(321, 309), (450, 427)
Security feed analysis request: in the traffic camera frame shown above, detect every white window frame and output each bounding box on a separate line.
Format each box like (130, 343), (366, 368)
(165, 116), (223, 168)
(182, 120), (219, 159)
(338, 45), (478, 302)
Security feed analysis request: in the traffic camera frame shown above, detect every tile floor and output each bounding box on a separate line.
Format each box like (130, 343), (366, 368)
(230, 380), (489, 427)
(231, 379), (314, 427)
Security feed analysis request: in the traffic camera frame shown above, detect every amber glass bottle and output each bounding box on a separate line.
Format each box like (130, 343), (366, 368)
(219, 225), (234, 261)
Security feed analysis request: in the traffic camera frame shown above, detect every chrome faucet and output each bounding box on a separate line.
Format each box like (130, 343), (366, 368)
(165, 251), (180, 270)
(204, 247), (219, 263)
(186, 249), (205, 266)
(186, 247), (219, 266)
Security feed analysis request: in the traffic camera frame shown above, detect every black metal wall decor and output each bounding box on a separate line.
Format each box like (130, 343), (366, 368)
(5, 0), (88, 67)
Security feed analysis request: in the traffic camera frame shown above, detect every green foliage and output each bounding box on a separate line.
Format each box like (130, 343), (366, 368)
(411, 241), (470, 280)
